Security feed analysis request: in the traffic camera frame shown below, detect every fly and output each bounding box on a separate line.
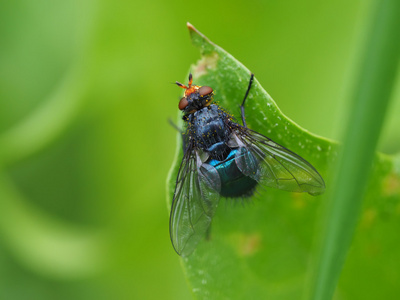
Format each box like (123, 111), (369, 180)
(170, 73), (325, 256)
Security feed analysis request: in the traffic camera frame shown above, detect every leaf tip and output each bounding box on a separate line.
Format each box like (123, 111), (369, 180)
(186, 22), (216, 55)
(186, 22), (196, 32)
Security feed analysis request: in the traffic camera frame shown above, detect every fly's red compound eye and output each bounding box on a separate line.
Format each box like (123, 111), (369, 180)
(198, 86), (213, 96)
(178, 97), (188, 110)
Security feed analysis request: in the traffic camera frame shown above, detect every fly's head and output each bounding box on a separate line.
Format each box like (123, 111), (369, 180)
(176, 73), (214, 115)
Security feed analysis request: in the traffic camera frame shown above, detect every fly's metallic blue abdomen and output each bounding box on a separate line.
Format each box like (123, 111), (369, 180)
(207, 149), (258, 198)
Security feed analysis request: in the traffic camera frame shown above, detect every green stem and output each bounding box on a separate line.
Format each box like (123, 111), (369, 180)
(311, 0), (400, 299)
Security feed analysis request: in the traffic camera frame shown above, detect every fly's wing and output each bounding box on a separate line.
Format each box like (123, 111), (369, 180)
(234, 127), (325, 196)
(169, 144), (221, 256)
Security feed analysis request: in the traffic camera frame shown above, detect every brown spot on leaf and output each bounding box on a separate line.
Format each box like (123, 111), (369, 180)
(382, 172), (400, 197)
(193, 52), (219, 77)
(229, 232), (262, 257)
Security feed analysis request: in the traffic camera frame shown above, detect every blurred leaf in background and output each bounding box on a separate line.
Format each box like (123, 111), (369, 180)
(0, 0), (399, 299)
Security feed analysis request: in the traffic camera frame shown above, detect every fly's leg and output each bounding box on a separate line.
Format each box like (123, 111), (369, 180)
(240, 73), (254, 128)
(168, 118), (182, 133)
(169, 118), (188, 152)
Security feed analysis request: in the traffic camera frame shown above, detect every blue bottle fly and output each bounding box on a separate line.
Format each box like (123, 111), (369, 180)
(170, 73), (325, 256)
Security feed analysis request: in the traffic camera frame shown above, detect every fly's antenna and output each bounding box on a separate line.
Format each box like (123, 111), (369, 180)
(188, 73), (193, 87)
(176, 73), (193, 89)
(175, 81), (188, 89)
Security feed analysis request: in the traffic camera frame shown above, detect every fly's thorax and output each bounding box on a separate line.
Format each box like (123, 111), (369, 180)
(187, 105), (232, 159)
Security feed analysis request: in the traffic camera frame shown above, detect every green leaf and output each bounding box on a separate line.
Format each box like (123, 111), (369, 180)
(166, 23), (400, 299)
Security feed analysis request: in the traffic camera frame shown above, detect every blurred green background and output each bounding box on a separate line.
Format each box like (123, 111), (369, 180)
(0, 0), (398, 299)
